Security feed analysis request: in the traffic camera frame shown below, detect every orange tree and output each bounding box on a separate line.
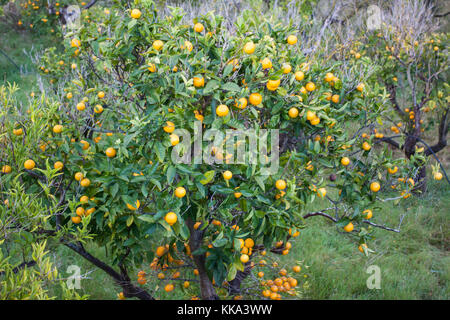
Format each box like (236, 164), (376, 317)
(361, 1), (449, 191)
(1, 1), (419, 300)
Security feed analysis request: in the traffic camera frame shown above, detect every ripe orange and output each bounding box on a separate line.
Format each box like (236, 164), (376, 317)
(156, 246), (166, 257)
(97, 91), (105, 99)
(80, 140), (90, 150)
(175, 186), (186, 198)
(434, 172), (443, 181)
(194, 22), (204, 33)
(292, 265), (301, 273)
(287, 35), (297, 45)
(153, 40), (164, 51)
(193, 76), (205, 88)
(1, 165), (12, 174)
(288, 107), (299, 118)
(163, 121), (175, 133)
(94, 104), (103, 113)
(236, 97), (247, 109)
(258, 271), (264, 278)
(126, 200), (140, 211)
(54, 161), (64, 170)
(170, 134), (180, 146)
(370, 181), (381, 192)
(305, 82), (316, 92)
(388, 166), (398, 174)
(80, 195), (89, 204)
(362, 142), (371, 151)
(282, 63), (292, 74)
(363, 209), (373, 219)
(356, 83), (365, 92)
(266, 79), (281, 91)
(80, 178), (91, 188)
(76, 207), (85, 216)
(306, 110), (316, 121)
(244, 238), (254, 248)
(74, 172), (84, 181)
(53, 124), (63, 133)
(216, 104), (229, 117)
(240, 254), (249, 263)
(105, 147), (116, 158)
(71, 38), (81, 48)
(310, 116), (320, 125)
(317, 187), (326, 198)
(358, 243), (368, 253)
(324, 72), (334, 82)
(223, 170), (232, 180)
(294, 71), (304, 81)
(341, 157), (350, 166)
(164, 283), (174, 292)
(261, 58), (272, 69)
(13, 128), (23, 136)
(331, 94), (340, 103)
(76, 102), (86, 111)
(343, 222), (354, 232)
(24, 159), (35, 170)
(66, 92), (73, 99)
(165, 212), (178, 226)
(72, 216), (81, 224)
(183, 281), (190, 288)
(193, 222), (201, 230)
(130, 9), (141, 19)
(243, 41), (255, 54)
(275, 179), (286, 190)
(249, 93), (262, 106)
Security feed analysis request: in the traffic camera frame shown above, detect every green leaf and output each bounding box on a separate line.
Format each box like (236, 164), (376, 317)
(227, 264), (237, 281)
(222, 82), (241, 92)
(167, 166), (176, 184)
(199, 170), (215, 184)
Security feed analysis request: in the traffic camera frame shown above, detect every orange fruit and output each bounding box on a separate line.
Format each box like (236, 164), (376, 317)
(434, 172), (443, 181)
(170, 134), (180, 146)
(275, 179), (286, 190)
(76, 102), (86, 111)
(105, 147), (116, 158)
(331, 94), (340, 103)
(130, 9), (141, 19)
(341, 157), (350, 166)
(363, 209), (373, 219)
(53, 124), (63, 133)
(164, 284), (174, 292)
(223, 170), (232, 180)
(165, 212), (177, 226)
(74, 172), (84, 181)
(294, 71), (304, 81)
(249, 93), (262, 106)
(282, 63), (292, 74)
(194, 22), (204, 33)
(356, 83), (364, 92)
(76, 207), (85, 216)
(240, 254), (249, 263)
(193, 76), (205, 88)
(388, 166), (398, 174)
(288, 107), (299, 118)
(216, 104), (229, 117)
(13, 128), (23, 136)
(97, 91), (105, 99)
(54, 161), (64, 170)
(72, 216), (81, 224)
(243, 41), (255, 54)
(358, 243), (368, 253)
(24, 159), (35, 170)
(362, 142), (371, 151)
(80, 178), (90, 188)
(1, 165), (12, 174)
(163, 121), (175, 133)
(343, 222), (354, 232)
(370, 181), (380, 192)
(126, 200), (140, 211)
(292, 265), (301, 273)
(153, 40), (164, 51)
(156, 246), (166, 257)
(287, 35), (297, 45)
(244, 238), (254, 248)
(261, 58), (272, 69)
(175, 187), (186, 198)
(305, 82), (316, 92)
(71, 38), (81, 48)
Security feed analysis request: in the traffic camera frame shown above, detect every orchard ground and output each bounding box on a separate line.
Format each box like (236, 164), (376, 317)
(1, 10), (448, 301)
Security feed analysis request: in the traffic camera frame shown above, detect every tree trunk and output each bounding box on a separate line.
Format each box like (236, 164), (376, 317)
(186, 218), (219, 300)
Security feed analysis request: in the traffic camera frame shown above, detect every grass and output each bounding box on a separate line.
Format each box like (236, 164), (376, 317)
(1, 20), (448, 301)
(0, 22), (55, 103)
(279, 179), (449, 300)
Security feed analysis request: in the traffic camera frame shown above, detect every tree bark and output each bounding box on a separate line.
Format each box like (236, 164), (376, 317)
(186, 218), (219, 300)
